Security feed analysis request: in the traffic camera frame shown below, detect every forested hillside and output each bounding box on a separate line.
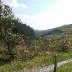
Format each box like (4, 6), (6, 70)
(35, 24), (72, 37)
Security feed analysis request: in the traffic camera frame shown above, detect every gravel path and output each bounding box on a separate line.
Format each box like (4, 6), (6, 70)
(20, 58), (72, 72)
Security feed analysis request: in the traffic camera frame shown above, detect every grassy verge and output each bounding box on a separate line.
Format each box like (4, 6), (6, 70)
(50, 62), (72, 72)
(0, 51), (72, 72)
(57, 62), (72, 72)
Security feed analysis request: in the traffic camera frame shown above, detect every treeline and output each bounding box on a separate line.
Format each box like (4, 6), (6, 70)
(12, 21), (35, 39)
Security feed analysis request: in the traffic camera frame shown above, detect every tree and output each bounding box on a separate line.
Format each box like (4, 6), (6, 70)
(0, 1), (35, 60)
(0, 1), (14, 18)
(0, 3), (23, 60)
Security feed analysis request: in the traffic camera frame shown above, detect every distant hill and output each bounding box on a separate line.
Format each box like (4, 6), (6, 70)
(35, 24), (72, 37)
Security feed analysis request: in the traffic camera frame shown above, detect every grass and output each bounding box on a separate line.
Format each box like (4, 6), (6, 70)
(0, 51), (72, 72)
(57, 62), (72, 72)
(51, 62), (72, 72)
(57, 51), (72, 61)
(0, 54), (53, 72)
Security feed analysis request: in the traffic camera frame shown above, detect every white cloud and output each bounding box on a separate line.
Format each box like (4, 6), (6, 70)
(3, 0), (28, 8)
(14, 0), (72, 30)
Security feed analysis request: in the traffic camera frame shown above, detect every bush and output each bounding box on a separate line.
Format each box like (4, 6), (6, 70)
(58, 35), (72, 52)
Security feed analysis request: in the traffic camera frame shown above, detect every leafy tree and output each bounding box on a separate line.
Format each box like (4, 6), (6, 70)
(0, 4), (14, 18)
(0, 3), (23, 60)
(0, 2), (35, 60)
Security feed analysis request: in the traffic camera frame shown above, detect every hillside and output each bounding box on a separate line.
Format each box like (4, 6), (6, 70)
(35, 24), (72, 37)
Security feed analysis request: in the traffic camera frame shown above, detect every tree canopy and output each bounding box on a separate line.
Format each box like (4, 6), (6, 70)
(0, 3), (35, 60)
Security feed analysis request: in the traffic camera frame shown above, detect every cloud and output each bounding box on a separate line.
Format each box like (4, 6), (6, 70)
(13, 0), (72, 30)
(4, 0), (28, 8)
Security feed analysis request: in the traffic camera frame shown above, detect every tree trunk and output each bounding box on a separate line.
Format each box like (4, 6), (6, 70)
(7, 43), (14, 60)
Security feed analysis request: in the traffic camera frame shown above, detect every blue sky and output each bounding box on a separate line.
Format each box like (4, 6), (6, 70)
(3, 0), (72, 30)
(13, 0), (55, 15)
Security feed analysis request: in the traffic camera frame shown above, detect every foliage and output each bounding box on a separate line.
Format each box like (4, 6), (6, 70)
(58, 34), (72, 52)
(0, 2), (35, 61)
(1, 1), (72, 72)
(34, 33), (72, 53)
(0, 4), (14, 18)
(0, 18), (23, 60)
(0, 4), (23, 60)
(12, 21), (35, 45)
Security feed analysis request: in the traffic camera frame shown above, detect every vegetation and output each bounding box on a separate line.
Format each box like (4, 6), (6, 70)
(0, 1), (72, 72)
(57, 62), (72, 72)
(12, 20), (35, 45)
(0, 51), (72, 72)
(50, 62), (72, 72)
(0, 2), (35, 61)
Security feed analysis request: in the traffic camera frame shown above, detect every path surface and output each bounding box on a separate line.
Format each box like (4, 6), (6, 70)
(20, 58), (72, 72)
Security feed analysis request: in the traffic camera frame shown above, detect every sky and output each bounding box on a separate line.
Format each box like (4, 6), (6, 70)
(2, 0), (72, 30)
